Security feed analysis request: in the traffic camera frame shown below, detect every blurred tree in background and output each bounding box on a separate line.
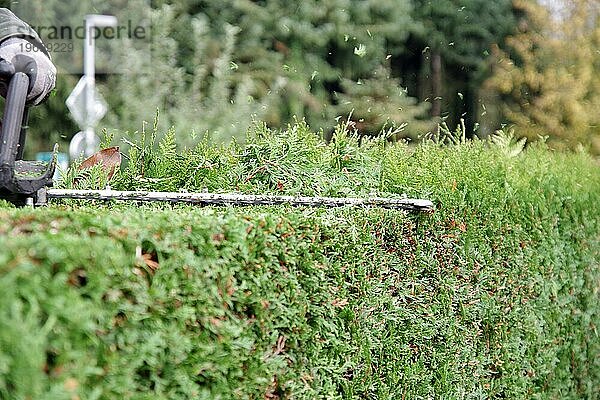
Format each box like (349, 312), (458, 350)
(137, 0), (431, 141)
(485, 0), (600, 152)
(407, 0), (516, 135)
(105, 4), (276, 146)
(2, 0), (599, 154)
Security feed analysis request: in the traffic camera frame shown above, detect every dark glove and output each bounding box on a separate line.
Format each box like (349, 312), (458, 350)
(0, 38), (56, 105)
(0, 58), (15, 80)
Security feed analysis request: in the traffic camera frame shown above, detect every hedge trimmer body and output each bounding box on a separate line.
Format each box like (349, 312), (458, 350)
(0, 72), (56, 206)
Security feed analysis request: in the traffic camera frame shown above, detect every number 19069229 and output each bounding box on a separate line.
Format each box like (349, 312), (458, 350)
(20, 41), (74, 53)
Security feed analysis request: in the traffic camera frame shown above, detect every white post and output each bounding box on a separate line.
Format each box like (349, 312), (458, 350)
(83, 15), (117, 156)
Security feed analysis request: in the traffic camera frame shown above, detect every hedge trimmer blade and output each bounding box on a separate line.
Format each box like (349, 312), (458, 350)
(38, 188), (434, 212)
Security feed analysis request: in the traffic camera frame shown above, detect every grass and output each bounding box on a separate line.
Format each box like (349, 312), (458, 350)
(0, 122), (599, 399)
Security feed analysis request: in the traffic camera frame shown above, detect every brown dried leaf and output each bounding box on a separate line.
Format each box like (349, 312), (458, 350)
(142, 253), (160, 272)
(225, 276), (236, 296)
(64, 378), (79, 392)
(212, 233), (225, 243)
(331, 298), (349, 308)
(274, 335), (287, 355)
(264, 374), (280, 400)
(67, 268), (87, 288)
(78, 146), (121, 180)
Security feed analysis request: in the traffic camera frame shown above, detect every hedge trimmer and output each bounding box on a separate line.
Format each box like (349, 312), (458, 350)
(0, 72), (56, 206)
(0, 72), (434, 212)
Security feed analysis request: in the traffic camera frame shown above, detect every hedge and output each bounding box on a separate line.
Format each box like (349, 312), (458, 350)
(0, 124), (599, 399)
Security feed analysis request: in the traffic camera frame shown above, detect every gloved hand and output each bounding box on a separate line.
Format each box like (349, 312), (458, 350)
(0, 37), (56, 105)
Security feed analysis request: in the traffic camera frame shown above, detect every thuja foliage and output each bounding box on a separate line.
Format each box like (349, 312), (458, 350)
(66, 119), (395, 198)
(1, 123), (599, 399)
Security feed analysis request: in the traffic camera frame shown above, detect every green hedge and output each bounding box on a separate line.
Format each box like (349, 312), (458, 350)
(0, 125), (599, 399)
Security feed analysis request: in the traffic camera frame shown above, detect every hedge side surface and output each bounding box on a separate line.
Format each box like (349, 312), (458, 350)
(0, 125), (599, 399)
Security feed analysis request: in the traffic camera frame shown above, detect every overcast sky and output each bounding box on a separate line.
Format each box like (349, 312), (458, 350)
(538, 0), (564, 17)
(538, 0), (600, 20)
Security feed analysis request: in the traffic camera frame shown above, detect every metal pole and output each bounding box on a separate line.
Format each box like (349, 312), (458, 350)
(84, 17), (95, 157)
(83, 15), (117, 157)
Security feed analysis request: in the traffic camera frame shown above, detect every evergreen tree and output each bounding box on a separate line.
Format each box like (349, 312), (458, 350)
(4, 0), (523, 149)
(147, 0), (429, 136)
(407, 0), (516, 134)
(334, 66), (433, 140)
(485, 0), (600, 151)
(105, 5), (276, 145)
